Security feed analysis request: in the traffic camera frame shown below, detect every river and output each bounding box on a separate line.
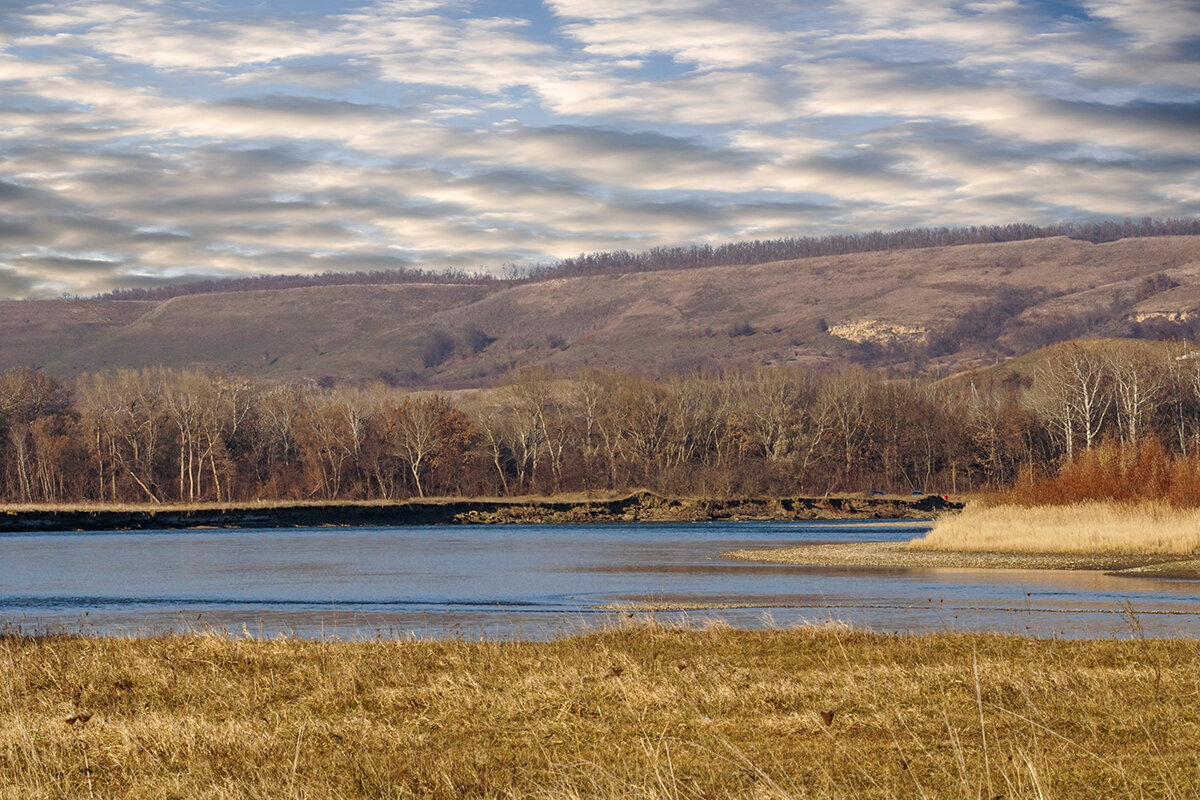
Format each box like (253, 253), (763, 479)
(2, 520), (1199, 639)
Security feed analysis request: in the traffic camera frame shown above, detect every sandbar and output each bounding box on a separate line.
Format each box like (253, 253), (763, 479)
(724, 541), (1200, 578)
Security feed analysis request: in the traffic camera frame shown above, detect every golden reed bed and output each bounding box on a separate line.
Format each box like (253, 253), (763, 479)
(727, 501), (1200, 575)
(912, 501), (1200, 556)
(3, 624), (1199, 799)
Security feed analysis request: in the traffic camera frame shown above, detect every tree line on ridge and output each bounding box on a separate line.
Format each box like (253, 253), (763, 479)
(96, 218), (1200, 303)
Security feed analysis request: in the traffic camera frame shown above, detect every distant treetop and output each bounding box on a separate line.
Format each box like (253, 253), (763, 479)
(97, 266), (495, 302)
(96, 217), (1200, 302)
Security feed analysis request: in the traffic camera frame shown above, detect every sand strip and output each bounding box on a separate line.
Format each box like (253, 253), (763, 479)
(723, 541), (1200, 578)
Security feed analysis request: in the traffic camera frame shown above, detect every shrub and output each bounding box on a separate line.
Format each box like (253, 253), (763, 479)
(421, 330), (456, 368)
(997, 437), (1200, 507)
(728, 322), (756, 337)
(461, 327), (495, 355)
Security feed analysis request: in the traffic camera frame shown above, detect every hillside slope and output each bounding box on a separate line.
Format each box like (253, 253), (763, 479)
(2, 235), (1197, 386)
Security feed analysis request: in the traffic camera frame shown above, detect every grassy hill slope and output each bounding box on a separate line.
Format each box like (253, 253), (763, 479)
(2, 235), (1197, 386)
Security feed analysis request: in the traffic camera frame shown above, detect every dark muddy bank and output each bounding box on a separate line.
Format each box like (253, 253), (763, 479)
(0, 492), (960, 532)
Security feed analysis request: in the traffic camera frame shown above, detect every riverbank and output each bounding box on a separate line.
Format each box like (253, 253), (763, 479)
(0, 491), (959, 532)
(727, 540), (1200, 577)
(2, 624), (1195, 799)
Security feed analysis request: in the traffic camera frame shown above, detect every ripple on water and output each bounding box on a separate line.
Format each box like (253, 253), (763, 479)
(2, 521), (1199, 639)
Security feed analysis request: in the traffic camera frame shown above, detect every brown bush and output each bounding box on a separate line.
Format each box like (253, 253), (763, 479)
(999, 437), (1200, 507)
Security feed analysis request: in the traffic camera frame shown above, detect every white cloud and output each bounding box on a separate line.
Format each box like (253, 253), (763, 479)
(16, 2), (136, 32)
(21, 8), (333, 70)
(0, 54), (65, 80)
(560, 16), (792, 69)
(340, 9), (560, 93)
(794, 59), (1200, 154)
(546, 0), (712, 22)
(536, 70), (799, 125)
(1082, 0), (1200, 48)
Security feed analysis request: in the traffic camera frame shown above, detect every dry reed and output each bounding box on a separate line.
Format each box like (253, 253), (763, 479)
(2, 623), (1198, 799)
(912, 501), (1200, 555)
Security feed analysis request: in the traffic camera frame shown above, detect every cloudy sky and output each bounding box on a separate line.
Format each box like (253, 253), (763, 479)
(0, 0), (1197, 298)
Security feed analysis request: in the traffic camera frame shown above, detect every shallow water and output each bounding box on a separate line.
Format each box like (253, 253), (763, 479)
(2, 520), (1198, 639)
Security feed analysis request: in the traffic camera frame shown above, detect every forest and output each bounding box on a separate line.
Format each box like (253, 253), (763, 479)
(1, 339), (1198, 506)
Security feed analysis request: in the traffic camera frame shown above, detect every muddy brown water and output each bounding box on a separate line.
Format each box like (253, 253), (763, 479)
(2, 521), (1199, 639)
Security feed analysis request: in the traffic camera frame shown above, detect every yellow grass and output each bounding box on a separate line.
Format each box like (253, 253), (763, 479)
(910, 501), (1200, 555)
(3, 623), (1199, 799)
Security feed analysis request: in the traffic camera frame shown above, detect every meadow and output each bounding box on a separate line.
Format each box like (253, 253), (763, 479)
(3, 623), (1198, 799)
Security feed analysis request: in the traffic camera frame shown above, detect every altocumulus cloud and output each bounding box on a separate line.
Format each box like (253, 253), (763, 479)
(0, 0), (1196, 297)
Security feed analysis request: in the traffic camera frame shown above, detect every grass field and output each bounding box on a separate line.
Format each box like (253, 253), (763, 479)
(3, 623), (1198, 799)
(911, 501), (1200, 555)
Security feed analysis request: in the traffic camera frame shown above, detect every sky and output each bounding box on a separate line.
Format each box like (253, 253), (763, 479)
(0, 0), (1197, 298)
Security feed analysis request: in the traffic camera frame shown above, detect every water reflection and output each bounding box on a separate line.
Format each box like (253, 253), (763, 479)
(1, 520), (1198, 639)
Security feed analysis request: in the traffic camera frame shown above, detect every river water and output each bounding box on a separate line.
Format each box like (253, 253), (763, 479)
(2, 520), (1199, 639)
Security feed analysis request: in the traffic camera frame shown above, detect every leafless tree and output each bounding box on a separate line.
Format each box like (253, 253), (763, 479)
(1031, 344), (1112, 460)
(1107, 344), (1165, 444)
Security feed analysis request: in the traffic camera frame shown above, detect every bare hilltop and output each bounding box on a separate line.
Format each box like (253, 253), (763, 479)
(3, 234), (1198, 387)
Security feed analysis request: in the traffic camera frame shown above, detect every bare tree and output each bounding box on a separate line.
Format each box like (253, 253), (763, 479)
(1165, 346), (1200, 455)
(295, 387), (372, 499)
(1107, 344), (1164, 444)
(77, 369), (165, 503)
(822, 369), (874, 490)
(387, 396), (442, 498)
(1031, 344), (1112, 460)
(508, 368), (574, 493)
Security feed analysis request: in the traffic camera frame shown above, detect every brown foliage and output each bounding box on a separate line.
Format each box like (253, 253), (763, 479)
(998, 437), (1200, 507)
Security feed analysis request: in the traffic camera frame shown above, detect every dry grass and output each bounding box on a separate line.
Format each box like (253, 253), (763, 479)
(3, 623), (1199, 799)
(910, 501), (1200, 555)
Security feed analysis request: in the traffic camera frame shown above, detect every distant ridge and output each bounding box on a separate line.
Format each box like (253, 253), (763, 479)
(9, 233), (1198, 386)
(542, 218), (1200, 280)
(95, 217), (1200, 302)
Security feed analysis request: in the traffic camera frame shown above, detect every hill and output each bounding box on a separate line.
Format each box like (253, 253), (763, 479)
(2, 235), (1198, 386)
(942, 336), (1180, 391)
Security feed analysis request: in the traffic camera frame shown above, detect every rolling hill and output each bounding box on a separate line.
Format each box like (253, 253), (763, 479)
(2, 235), (1198, 387)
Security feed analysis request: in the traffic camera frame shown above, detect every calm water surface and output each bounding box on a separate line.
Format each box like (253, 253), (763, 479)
(2, 520), (1199, 639)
